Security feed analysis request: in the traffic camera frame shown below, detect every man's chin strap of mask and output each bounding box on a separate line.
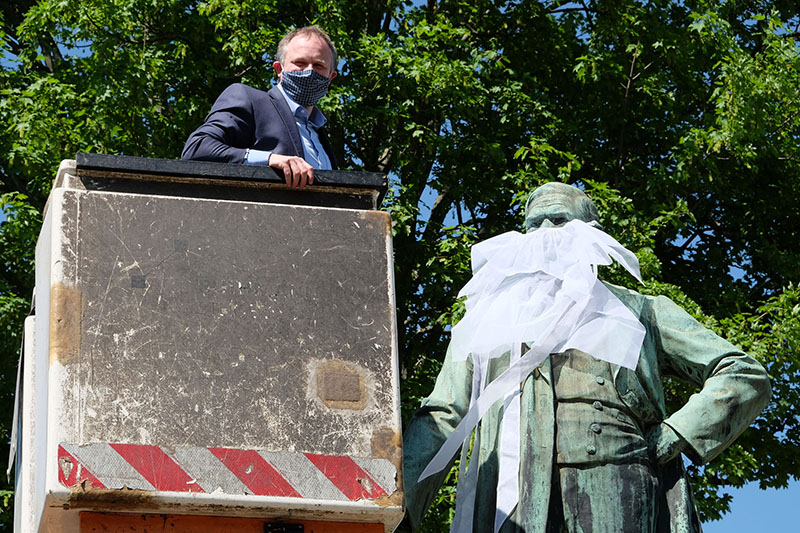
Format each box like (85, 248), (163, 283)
(419, 219), (647, 533)
(281, 68), (331, 107)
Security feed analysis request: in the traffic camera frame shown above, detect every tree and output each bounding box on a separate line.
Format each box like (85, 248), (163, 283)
(1, 0), (798, 530)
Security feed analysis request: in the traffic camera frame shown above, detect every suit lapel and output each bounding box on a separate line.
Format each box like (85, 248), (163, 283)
(267, 86), (303, 158)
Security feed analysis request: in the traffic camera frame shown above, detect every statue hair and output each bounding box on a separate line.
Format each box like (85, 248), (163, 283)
(525, 182), (602, 226)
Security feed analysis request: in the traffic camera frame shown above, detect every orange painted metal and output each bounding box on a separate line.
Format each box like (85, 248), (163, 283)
(80, 512), (385, 532)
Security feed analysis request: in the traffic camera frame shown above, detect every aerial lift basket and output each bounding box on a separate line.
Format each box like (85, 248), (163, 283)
(13, 154), (404, 533)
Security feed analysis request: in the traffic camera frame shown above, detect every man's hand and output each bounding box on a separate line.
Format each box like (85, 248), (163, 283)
(268, 154), (314, 189)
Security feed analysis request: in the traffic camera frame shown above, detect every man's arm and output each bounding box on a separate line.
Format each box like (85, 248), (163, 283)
(181, 83), (254, 164)
(182, 84), (317, 188)
(649, 295), (771, 465)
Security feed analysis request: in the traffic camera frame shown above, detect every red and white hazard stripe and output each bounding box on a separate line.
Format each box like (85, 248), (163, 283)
(58, 443), (396, 502)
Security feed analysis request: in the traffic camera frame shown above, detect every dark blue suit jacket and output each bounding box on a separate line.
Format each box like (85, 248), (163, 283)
(181, 83), (337, 169)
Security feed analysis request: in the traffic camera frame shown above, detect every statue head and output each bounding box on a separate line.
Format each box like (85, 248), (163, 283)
(524, 182), (601, 233)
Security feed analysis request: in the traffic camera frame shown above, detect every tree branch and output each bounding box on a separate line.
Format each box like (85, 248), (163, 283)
(768, 93), (800, 137)
(548, 6), (596, 15)
(616, 49), (639, 180)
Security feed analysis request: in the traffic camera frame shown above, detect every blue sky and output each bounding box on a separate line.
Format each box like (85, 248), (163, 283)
(702, 481), (800, 532)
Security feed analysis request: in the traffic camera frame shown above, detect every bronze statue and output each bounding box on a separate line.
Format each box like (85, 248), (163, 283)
(403, 182), (771, 532)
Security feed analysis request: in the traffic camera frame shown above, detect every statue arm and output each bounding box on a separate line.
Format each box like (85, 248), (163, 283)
(402, 345), (473, 529)
(649, 295), (771, 464)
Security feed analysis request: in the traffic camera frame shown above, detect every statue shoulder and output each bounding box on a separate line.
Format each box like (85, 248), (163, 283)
(601, 280), (648, 303)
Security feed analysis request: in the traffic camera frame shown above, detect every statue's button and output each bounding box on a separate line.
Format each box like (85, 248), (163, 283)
(595, 376), (605, 385)
(586, 445), (597, 455)
(592, 401), (603, 411)
(590, 423), (602, 434)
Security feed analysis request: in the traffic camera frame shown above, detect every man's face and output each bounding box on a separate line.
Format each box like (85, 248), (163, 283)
(273, 35), (337, 81)
(525, 184), (587, 232)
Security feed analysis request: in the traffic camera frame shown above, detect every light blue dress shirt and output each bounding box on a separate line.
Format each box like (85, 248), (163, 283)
(245, 83), (332, 170)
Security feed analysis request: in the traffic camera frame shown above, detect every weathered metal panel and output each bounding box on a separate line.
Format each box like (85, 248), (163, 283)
(58, 191), (398, 453)
(75, 152), (389, 209)
(13, 316), (37, 533)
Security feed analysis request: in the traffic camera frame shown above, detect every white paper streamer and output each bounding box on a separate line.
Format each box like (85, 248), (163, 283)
(494, 343), (522, 531)
(449, 352), (488, 533)
(420, 220), (647, 532)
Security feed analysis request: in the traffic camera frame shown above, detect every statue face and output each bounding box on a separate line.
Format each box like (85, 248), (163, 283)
(524, 183), (592, 233)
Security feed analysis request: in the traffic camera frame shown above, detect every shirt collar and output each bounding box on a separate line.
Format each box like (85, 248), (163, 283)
(277, 83), (327, 129)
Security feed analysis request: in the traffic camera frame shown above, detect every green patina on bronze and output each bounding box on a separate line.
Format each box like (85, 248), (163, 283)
(402, 183), (771, 532)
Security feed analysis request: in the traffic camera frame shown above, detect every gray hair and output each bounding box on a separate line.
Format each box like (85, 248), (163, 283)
(276, 25), (338, 74)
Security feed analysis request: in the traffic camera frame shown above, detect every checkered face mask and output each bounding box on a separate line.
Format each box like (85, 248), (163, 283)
(281, 68), (331, 107)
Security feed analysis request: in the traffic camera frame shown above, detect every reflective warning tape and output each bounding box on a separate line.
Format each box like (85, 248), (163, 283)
(58, 443), (396, 501)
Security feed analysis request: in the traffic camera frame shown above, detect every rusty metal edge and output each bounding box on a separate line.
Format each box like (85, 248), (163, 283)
(75, 153), (388, 206)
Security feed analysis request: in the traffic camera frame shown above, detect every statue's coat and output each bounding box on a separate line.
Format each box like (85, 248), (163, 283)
(403, 282), (771, 532)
